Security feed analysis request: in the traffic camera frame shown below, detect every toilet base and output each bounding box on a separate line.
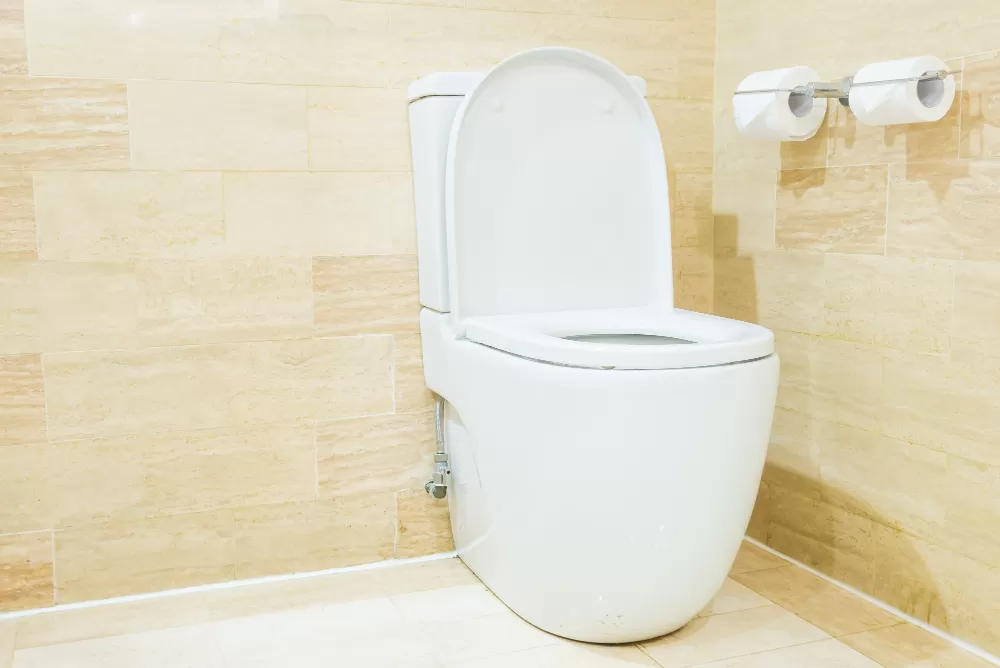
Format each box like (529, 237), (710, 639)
(421, 310), (779, 643)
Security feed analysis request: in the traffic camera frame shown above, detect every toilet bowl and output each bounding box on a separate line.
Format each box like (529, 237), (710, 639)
(407, 47), (779, 644)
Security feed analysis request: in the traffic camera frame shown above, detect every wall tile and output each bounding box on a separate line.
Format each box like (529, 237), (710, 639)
(34, 172), (224, 262)
(714, 250), (825, 334)
(0, 260), (138, 355)
(870, 526), (1000, 654)
(766, 483), (878, 592)
(713, 169), (776, 254)
(52, 423), (317, 527)
(56, 510), (236, 603)
(746, 482), (770, 542)
(776, 166), (887, 254)
(732, 565), (900, 636)
(394, 333), (434, 414)
(953, 260), (1000, 358)
(882, 350), (1000, 466)
(389, 6), (713, 99)
(673, 246), (713, 313)
(317, 412), (433, 498)
(0, 618), (13, 666)
(0, 444), (52, 533)
(779, 123), (829, 172)
(841, 622), (999, 668)
(233, 495), (395, 579)
(219, 0), (390, 87)
(0, 532), (52, 611)
(0, 353), (45, 447)
(0, 77), (128, 170)
(773, 331), (883, 433)
(23, 0), (219, 81)
(827, 93), (961, 167)
(313, 255), (419, 337)
(44, 336), (394, 440)
(396, 489), (453, 558)
(136, 257), (313, 346)
(961, 51), (1000, 160)
(0, 0), (26, 74)
(129, 81), (308, 171)
(887, 161), (1000, 261)
(672, 171), (713, 249)
(649, 98), (713, 173)
(307, 87), (411, 172)
(818, 417), (1000, 570)
(224, 172), (416, 256)
(823, 255), (953, 354)
(0, 172), (35, 259)
(764, 407), (822, 498)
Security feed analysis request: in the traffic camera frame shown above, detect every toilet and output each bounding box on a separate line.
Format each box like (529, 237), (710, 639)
(407, 47), (780, 644)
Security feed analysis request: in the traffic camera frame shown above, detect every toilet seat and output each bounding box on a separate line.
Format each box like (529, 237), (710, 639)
(464, 307), (773, 370)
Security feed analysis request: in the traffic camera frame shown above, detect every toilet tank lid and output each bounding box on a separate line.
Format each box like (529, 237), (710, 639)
(408, 71), (649, 102)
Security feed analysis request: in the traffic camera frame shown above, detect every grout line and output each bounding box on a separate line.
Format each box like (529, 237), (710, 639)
(744, 537), (1000, 667)
(0, 550), (458, 622)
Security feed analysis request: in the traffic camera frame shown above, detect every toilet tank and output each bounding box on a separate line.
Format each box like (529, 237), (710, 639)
(407, 71), (649, 313)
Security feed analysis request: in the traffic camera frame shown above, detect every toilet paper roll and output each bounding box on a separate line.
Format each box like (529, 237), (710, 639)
(733, 66), (828, 141)
(849, 56), (955, 126)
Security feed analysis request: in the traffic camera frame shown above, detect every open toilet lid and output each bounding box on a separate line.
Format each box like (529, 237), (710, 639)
(444, 47), (673, 334)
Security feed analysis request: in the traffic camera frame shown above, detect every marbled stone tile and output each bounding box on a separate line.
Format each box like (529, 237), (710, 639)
(840, 622), (998, 668)
(34, 171), (224, 262)
(43, 336), (394, 440)
(0, 443), (52, 534)
(0, 77), (128, 170)
(313, 255), (419, 337)
(396, 489), (453, 559)
(672, 171), (713, 249)
(307, 87), (410, 172)
(0, 353), (44, 447)
(223, 172), (416, 256)
(887, 161), (1000, 261)
(0, 172), (35, 259)
(393, 333), (435, 414)
(0, 531), (52, 612)
(233, 495), (396, 579)
(128, 81), (307, 171)
(317, 411), (434, 498)
(672, 246), (713, 314)
(55, 511), (236, 603)
(776, 166), (887, 255)
(961, 51), (1000, 160)
(0, 0), (26, 75)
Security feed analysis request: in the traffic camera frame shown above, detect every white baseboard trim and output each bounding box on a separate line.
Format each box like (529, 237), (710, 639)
(745, 537), (1000, 667)
(0, 550), (459, 622)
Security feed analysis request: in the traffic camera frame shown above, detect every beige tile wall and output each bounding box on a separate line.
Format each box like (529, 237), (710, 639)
(715, 0), (1000, 654)
(0, 0), (715, 610)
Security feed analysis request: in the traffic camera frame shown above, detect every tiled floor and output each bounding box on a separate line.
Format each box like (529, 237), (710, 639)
(0, 541), (993, 668)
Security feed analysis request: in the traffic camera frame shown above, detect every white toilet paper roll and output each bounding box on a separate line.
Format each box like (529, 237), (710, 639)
(849, 56), (955, 126)
(733, 66), (828, 141)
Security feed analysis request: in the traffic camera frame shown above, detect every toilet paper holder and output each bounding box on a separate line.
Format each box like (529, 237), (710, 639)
(734, 69), (955, 107)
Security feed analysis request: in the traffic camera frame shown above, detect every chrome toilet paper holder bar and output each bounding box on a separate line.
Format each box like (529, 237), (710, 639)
(734, 69), (955, 107)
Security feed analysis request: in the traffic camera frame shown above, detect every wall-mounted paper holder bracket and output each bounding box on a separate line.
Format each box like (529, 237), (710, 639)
(734, 69), (956, 108)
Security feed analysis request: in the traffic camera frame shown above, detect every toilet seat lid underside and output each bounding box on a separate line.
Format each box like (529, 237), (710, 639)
(464, 307), (775, 370)
(444, 47), (673, 335)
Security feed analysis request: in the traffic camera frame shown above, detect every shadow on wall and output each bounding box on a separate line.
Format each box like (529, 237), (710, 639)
(747, 465), (944, 633)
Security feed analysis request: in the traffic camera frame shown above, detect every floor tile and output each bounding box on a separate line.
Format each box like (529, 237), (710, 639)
(692, 638), (883, 667)
(839, 623), (998, 668)
(0, 620), (15, 668)
(697, 579), (773, 617)
(729, 541), (789, 575)
(451, 642), (659, 668)
(640, 605), (829, 668)
(422, 611), (560, 664)
(391, 584), (508, 624)
(213, 596), (437, 668)
(732, 565), (901, 637)
(12, 625), (225, 668)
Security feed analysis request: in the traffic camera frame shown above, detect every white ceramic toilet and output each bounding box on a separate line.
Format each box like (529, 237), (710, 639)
(407, 47), (780, 644)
